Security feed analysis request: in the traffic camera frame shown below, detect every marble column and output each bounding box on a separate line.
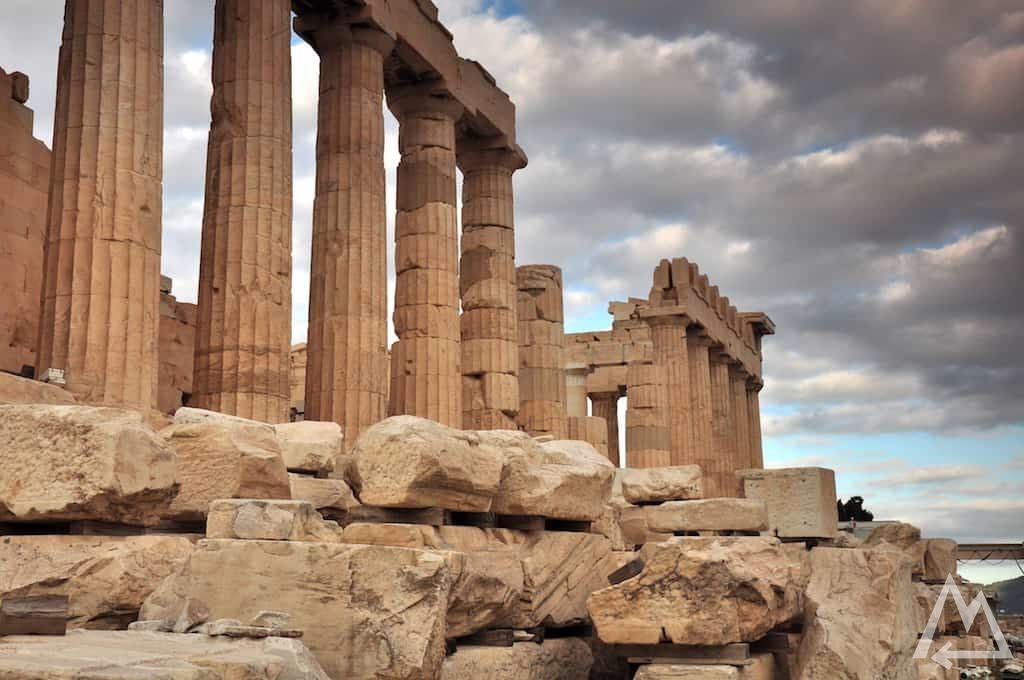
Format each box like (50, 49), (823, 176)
(37, 0), (164, 409)
(565, 363), (591, 418)
(747, 379), (764, 468)
(192, 0), (293, 423)
(516, 264), (568, 438)
(388, 87), (463, 427)
(458, 145), (526, 430)
(305, 25), (394, 442)
(709, 352), (737, 497)
(625, 362), (670, 468)
(687, 328), (715, 476)
(591, 390), (621, 467)
(647, 315), (692, 466)
(731, 366), (752, 477)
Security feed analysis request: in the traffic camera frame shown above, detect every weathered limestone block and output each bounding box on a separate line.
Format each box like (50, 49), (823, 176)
(0, 629), (328, 679)
(644, 498), (769, 534)
(922, 539), (958, 581)
(914, 636), (994, 680)
(863, 522), (929, 577)
(0, 373), (76, 405)
(488, 433), (615, 521)
(0, 535), (194, 630)
(350, 416), (504, 511)
(633, 657), (775, 680)
(206, 500), (342, 542)
(618, 504), (673, 546)
(340, 523), (621, 632)
(588, 537), (807, 645)
(621, 466), (704, 504)
(273, 421), (342, 474)
(141, 539), (454, 679)
(737, 467), (837, 539)
(795, 547), (917, 680)
(0, 405), (176, 525)
(441, 639), (593, 679)
(288, 474), (361, 512)
(161, 422), (291, 520)
(514, 531), (624, 630)
(634, 666), (738, 680)
(341, 522), (523, 638)
(173, 406), (268, 428)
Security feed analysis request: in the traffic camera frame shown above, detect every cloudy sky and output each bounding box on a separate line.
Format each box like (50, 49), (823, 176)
(1, 1), (1021, 582)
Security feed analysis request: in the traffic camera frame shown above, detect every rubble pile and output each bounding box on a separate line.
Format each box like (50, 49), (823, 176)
(0, 400), (999, 679)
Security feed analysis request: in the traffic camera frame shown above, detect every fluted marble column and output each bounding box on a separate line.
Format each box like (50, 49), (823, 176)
(747, 379), (764, 468)
(687, 329), (715, 475)
(591, 390), (621, 467)
(388, 87), (463, 427)
(193, 0), (293, 423)
(458, 145), (526, 430)
(709, 352), (737, 497)
(37, 0), (164, 409)
(648, 315), (692, 466)
(625, 362), (670, 468)
(305, 25), (394, 442)
(731, 366), (752, 476)
(516, 264), (568, 438)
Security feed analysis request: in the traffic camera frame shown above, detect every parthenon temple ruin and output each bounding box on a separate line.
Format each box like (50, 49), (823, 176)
(0, 2), (1012, 679)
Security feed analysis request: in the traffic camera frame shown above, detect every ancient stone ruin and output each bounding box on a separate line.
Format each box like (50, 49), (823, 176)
(0, 1), (1013, 679)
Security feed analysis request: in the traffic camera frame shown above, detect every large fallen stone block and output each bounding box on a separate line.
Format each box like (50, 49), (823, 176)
(863, 522), (930, 578)
(0, 405), (177, 525)
(340, 523), (523, 638)
(441, 639), (593, 679)
(737, 468), (837, 539)
(340, 523), (622, 633)
(162, 422), (291, 520)
(795, 547), (917, 680)
(273, 421), (342, 474)
(173, 406), (264, 427)
(514, 530), (624, 630)
(0, 372), (77, 405)
(206, 500), (342, 542)
(0, 629), (328, 679)
(0, 535), (194, 629)
(922, 538), (957, 581)
(141, 539), (453, 679)
(634, 656), (776, 679)
(350, 416), (504, 512)
(633, 666), (738, 679)
(588, 537), (807, 646)
(288, 474), (361, 513)
(621, 466), (703, 504)
(644, 498), (768, 534)
(488, 433), (615, 521)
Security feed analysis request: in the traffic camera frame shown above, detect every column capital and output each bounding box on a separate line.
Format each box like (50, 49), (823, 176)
(589, 389), (623, 401)
(747, 377), (764, 392)
(644, 312), (691, 328)
(296, 16), (396, 57)
(387, 81), (464, 121)
(457, 142), (528, 173)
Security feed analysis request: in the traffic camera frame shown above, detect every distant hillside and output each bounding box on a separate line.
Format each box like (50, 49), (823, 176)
(993, 575), (1024, 615)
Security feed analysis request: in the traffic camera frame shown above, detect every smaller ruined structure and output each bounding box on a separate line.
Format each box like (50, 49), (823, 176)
(568, 258), (775, 496)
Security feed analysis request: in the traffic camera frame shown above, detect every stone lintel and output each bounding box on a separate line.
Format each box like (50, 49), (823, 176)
(293, 0), (521, 151)
(641, 303), (761, 379)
